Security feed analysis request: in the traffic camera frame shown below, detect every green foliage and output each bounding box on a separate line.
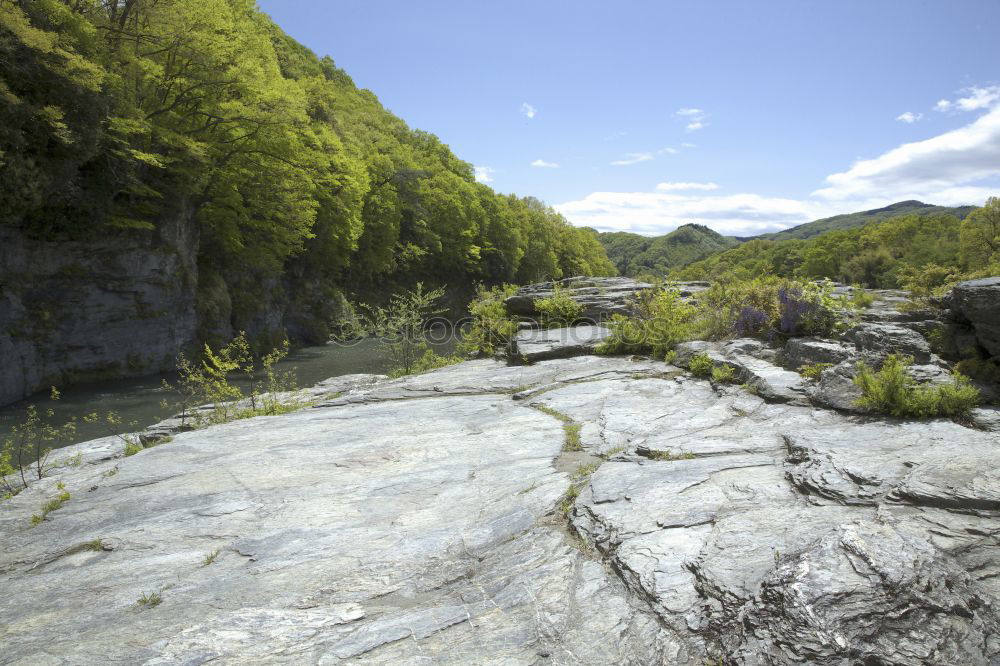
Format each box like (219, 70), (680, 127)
(533, 404), (582, 451)
(534, 284), (584, 327)
(689, 353), (714, 378)
(390, 344), (463, 378)
(457, 284), (519, 357)
(1, 388), (77, 498)
(136, 591), (162, 608)
(202, 549), (221, 566)
(674, 209), (996, 289)
(711, 365), (735, 383)
(354, 283), (449, 377)
(599, 224), (739, 277)
(799, 362), (834, 381)
(30, 482), (70, 525)
(954, 358), (1000, 386)
(848, 288), (875, 309)
(758, 201), (975, 241)
(1, 0), (617, 342)
(598, 288), (697, 357)
(853, 354), (980, 419)
(162, 332), (298, 425)
(645, 449), (697, 461)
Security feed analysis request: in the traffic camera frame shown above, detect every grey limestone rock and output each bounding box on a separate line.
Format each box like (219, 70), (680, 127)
(3, 353), (999, 664)
(945, 277), (1000, 358)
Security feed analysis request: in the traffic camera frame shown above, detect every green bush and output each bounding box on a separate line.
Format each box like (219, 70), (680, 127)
(598, 288), (697, 358)
(711, 365), (735, 383)
(457, 284), (519, 357)
(534, 284), (584, 327)
(389, 344), (463, 378)
(853, 354), (980, 418)
(799, 362), (833, 381)
(689, 352), (714, 378)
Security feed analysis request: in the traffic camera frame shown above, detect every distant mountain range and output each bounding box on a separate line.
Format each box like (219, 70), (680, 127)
(598, 200), (977, 276)
(749, 200), (977, 241)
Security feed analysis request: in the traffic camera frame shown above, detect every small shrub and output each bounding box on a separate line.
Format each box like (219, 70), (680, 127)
(598, 287), (697, 357)
(123, 440), (144, 457)
(849, 288), (876, 309)
(137, 591), (162, 608)
(534, 284), (584, 328)
(457, 284), (519, 357)
(853, 354), (980, 418)
(1, 388), (78, 497)
(711, 365), (735, 384)
(689, 352), (714, 378)
(354, 283), (448, 377)
(799, 362), (833, 381)
(202, 549), (220, 566)
(601, 445), (626, 458)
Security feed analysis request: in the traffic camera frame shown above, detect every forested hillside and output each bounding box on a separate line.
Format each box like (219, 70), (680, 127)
(672, 199), (1000, 291)
(0, 0), (614, 339)
(752, 200), (976, 241)
(599, 224), (739, 277)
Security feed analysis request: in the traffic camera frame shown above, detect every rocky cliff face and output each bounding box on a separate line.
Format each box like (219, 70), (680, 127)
(0, 208), (200, 407)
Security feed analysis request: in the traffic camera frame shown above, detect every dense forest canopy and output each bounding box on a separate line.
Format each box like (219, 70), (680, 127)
(0, 0), (614, 340)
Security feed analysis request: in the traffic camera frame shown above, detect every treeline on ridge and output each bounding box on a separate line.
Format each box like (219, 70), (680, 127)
(0, 0), (615, 344)
(671, 202), (1000, 293)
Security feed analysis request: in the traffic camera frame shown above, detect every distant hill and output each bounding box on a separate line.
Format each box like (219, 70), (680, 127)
(599, 224), (740, 276)
(752, 200), (977, 241)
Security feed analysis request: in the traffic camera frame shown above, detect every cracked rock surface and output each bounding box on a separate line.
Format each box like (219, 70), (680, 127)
(2, 354), (999, 664)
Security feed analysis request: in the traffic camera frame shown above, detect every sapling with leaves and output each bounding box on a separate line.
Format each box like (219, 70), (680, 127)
(356, 283), (450, 377)
(1, 388), (78, 498)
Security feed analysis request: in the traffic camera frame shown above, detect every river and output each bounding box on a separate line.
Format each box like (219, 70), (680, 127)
(0, 335), (458, 451)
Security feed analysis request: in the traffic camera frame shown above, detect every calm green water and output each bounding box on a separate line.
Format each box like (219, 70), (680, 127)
(0, 335), (457, 450)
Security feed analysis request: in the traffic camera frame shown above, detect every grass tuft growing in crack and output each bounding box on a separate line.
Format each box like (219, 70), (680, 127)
(644, 449), (696, 461)
(30, 482), (70, 526)
(136, 591), (162, 608)
(533, 404), (583, 452)
(202, 549), (221, 566)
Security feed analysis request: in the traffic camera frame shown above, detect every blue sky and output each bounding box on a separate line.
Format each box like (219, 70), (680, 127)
(258, 0), (1000, 235)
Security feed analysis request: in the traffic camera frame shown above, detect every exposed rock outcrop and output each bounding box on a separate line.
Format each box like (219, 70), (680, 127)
(945, 277), (1000, 358)
(4, 353), (998, 664)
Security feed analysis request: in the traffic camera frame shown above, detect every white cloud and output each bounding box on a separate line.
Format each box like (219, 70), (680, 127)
(681, 142), (696, 149)
(610, 152), (654, 166)
(556, 190), (821, 236)
(531, 159), (559, 168)
(656, 181), (719, 192)
(675, 107), (703, 117)
(676, 107), (707, 132)
(896, 111), (922, 124)
(814, 104), (1000, 202)
(520, 102), (537, 119)
(474, 166), (494, 183)
(935, 86), (1000, 113)
(956, 86), (1000, 111)
(658, 147), (678, 155)
(557, 101), (1000, 236)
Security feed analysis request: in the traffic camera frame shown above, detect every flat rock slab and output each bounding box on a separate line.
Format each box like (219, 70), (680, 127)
(512, 324), (611, 363)
(3, 355), (999, 664)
